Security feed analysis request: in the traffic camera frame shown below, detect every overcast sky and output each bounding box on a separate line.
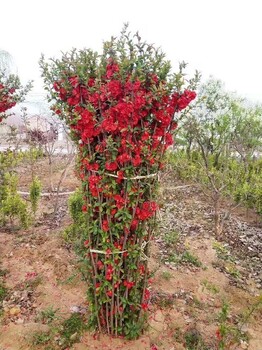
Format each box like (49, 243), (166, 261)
(1, 0), (261, 103)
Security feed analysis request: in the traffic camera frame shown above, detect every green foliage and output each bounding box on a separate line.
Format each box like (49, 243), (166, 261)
(0, 283), (7, 303)
(32, 331), (52, 345)
(161, 271), (172, 281)
(63, 188), (86, 243)
(38, 306), (60, 324)
(1, 193), (29, 228)
(60, 313), (87, 347)
(0, 70), (32, 121)
(163, 230), (180, 247)
(0, 150), (33, 229)
(180, 251), (202, 267)
(201, 279), (220, 294)
(0, 267), (7, 316)
(30, 176), (42, 216)
(170, 78), (262, 230)
(168, 150), (262, 217)
(184, 329), (209, 350)
(169, 250), (202, 267)
(68, 188), (85, 225)
(0, 173), (29, 228)
(25, 274), (43, 289)
(212, 241), (233, 262)
(215, 301), (249, 349)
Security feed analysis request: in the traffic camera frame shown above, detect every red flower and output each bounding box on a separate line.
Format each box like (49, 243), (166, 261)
(114, 242), (122, 250)
(95, 282), (101, 294)
(53, 81), (60, 92)
(105, 161), (118, 171)
(117, 153), (131, 164)
(97, 260), (104, 270)
(106, 80), (122, 99)
(88, 175), (102, 197)
(144, 288), (150, 300)
(141, 131), (150, 141)
(141, 303), (148, 310)
(82, 205), (87, 212)
(84, 240), (89, 247)
(106, 61), (119, 79)
(101, 118), (118, 132)
(106, 264), (114, 281)
(106, 248), (112, 256)
(172, 90), (196, 111)
(132, 155), (142, 167)
(117, 170), (124, 183)
(102, 220), (109, 232)
(136, 201), (158, 220)
(111, 209), (117, 216)
(138, 264), (145, 275)
(106, 273), (113, 281)
(88, 78), (95, 87)
(68, 76), (79, 87)
(123, 280), (135, 289)
(130, 219), (139, 230)
(83, 159), (99, 171)
(106, 290), (113, 297)
(114, 194), (126, 209)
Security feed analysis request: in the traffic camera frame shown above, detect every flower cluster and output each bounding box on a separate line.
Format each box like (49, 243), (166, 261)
(53, 65), (196, 173)
(0, 83), (17, 122)
(0, 74), (32, 123)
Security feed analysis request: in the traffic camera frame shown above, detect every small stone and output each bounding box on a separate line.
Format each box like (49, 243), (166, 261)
(15, 318), (24, 324)
(9, 307), (21, 316)
(2, 300), (8, 307)
(70, 332), (78, 341)
(70, 305), (80, 313)
(240, 340), (248, 349)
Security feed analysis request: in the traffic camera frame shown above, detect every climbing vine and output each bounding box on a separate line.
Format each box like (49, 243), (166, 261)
(40, 26), (197, 338)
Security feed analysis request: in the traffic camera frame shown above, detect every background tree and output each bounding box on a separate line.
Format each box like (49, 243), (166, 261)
(171, 78), (262, 234)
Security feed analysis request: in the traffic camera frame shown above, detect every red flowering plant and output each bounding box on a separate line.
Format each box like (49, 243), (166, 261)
(0, 71), (31, 124)
(40, 25), (198, 338)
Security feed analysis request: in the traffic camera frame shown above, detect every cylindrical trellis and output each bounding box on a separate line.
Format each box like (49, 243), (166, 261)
(82, 169), (158, 336)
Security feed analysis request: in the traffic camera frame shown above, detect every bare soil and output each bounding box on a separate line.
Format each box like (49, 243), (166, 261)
(0, 157), (261, 350)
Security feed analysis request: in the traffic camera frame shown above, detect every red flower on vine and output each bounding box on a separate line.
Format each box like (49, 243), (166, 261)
(105, 161), (118, 171)
(84, 240), (89, 247)
(106, 61), (119, 79)
(114, 194), (126, 209)
(141, 303), (148, 310)
(123, 280), (135, 289)
(106, 290), (113, 297)
(102, 220), (109, 232)
(97, 260), (104, 270)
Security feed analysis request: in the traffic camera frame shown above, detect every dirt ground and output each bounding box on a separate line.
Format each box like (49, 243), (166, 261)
(0, 156), (261, 350)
